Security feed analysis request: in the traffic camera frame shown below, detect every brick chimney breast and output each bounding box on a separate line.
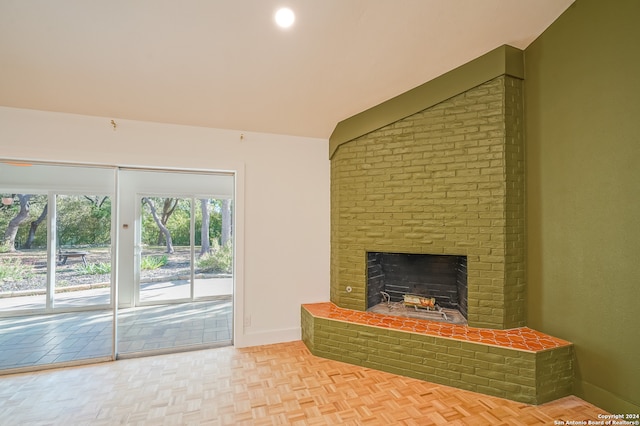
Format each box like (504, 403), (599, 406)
(330, 75), (525, 330)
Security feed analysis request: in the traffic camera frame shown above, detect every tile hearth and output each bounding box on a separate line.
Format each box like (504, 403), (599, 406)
(304, 302), (569, 352)
(302, 302), (574, 405)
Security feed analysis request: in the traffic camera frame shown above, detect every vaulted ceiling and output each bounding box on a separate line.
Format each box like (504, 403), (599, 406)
(0, 0), (574, 139)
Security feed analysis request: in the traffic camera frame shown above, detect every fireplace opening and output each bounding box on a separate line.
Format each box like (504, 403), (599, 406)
(367, 252), (468, 325)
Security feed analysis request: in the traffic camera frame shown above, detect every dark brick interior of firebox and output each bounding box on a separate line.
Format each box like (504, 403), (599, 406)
(367, 252), (468, 319)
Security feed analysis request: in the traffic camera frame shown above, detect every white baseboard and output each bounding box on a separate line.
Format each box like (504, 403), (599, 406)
(234, 327), (301, 348)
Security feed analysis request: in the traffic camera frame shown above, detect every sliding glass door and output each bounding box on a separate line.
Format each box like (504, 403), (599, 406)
(0, 162), (115, 372)
(1, 162), (236, 370)
(116, 169), (234, 357)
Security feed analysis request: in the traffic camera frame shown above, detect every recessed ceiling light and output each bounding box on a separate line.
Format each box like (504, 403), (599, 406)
(275, 7), (295, 29)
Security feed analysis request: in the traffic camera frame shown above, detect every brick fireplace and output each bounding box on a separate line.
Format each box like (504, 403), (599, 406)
(302, 46), (573, 404)
(330, 72), (525, 330)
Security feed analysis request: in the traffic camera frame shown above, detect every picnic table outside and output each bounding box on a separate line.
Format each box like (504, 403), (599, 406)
(58, 250), (89, 266)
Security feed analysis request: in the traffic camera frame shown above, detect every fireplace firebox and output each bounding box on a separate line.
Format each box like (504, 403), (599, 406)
(367, 252), (468, 324)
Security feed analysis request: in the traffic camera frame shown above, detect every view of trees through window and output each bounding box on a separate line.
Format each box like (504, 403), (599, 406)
(1, 194), (49, 251)
(137, 196), (233, 303)
(0, 193), (233, 309)
(140, 197), (232, 254)
(0, 194), (113, 307)
(0, 194), (113, 252)
(1, 194), (50, 301)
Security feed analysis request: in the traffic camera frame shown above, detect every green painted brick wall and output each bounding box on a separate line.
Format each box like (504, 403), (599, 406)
(301, 306), (315, 353)
(503, 76), (526, 328)
(330, 75), (526, 329)
(536, 346), (574, 404)
(301, 307), (574, 405)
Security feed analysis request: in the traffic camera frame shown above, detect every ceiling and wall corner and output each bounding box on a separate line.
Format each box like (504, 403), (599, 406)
(0, 0), (574, 140)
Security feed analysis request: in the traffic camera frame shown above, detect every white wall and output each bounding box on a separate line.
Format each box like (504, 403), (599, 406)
(0, 106), (331, 347)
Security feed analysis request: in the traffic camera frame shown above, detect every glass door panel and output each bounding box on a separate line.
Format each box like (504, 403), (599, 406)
(138, 197), (192, 304)
(119, 190), (233, 357)
(194, 198), (233, 299)
(0, 193), (48, 312)
(0, 160), (116, 372)
(54, 194), (112, 309)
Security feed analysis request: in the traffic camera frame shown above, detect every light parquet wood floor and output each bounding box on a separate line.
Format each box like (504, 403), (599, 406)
(0, 341), (607, 425)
